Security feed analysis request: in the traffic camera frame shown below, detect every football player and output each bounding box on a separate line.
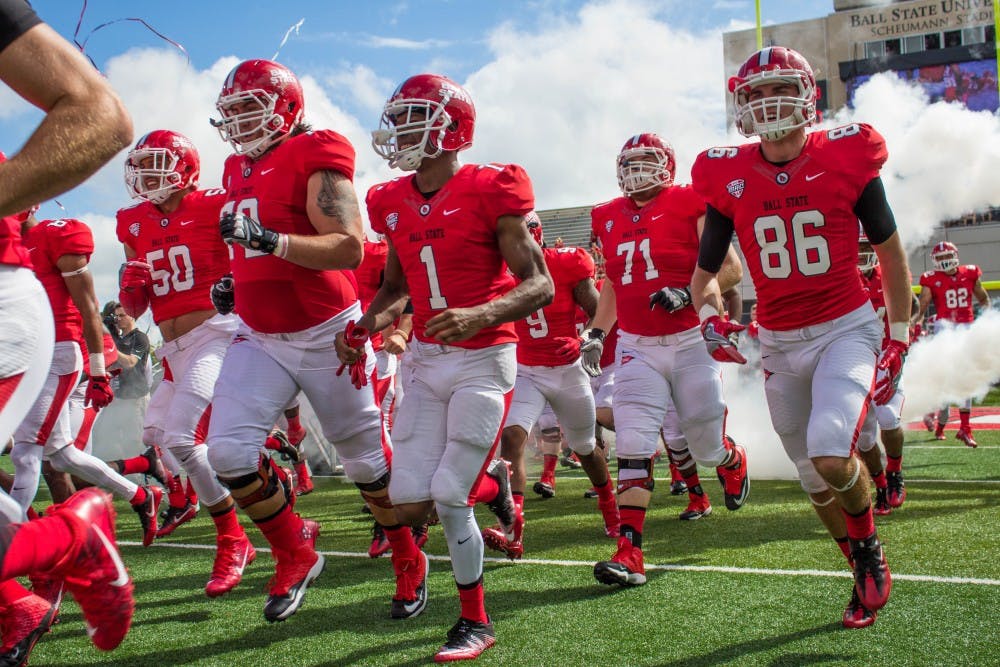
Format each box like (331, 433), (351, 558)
(117, 129), (256, 597)
(917, 241), (990, 447)
(482, 214), (618, 560)
(856, 232), (911, 512)
(691, 46), (911, 628)
(13, 212), (164, 544)
(209, 59), (422, 623)
(588, 133), (749, 589)
(344, 73), (553, 661)
(0, 2), (134, 660)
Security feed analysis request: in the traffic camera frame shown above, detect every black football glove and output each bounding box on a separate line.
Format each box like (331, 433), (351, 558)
(220, 212), (279, 254)
(210, 273), (235, 315)
(649, 286), (692, 313)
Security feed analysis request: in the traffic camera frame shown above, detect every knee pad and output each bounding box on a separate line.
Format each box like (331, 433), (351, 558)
(616, 457), (654, 494)
(334, 430), (389, 485)
(666, 446), (694, 470)
(540, 427), (561, 444)
(10, 443), (42, 471)
(356, 471), (393, 509)
(219, 457), (282, 509)
(142, 425), (163, 449)
(795, 459), (828, 494)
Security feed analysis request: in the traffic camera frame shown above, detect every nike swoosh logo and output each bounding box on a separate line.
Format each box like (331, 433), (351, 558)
(651, 214), (664, 220)
(261, 168), (276, 175)
(94, 526), (130, 587)
(805, 172), (825, 181)
(457, 534), (473, 545)
(443, 208), (461, 216)
(179, 220), (195, 226)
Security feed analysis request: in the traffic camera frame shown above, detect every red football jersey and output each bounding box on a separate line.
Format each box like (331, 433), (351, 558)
(368, 163), (534, 350)
(355, 239), (388, 350)
(919, 265), (981, 324)
(590, 186), (704, 336)
(222, 130), (359, 334)
(24, 218), (93, 343)
(116, 189), (230, 324)
(693, 123), (886, 331)
(516, 246), (594, 366)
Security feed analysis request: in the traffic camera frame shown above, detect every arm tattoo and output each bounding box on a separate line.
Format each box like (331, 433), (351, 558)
(316, 170), (352, 226)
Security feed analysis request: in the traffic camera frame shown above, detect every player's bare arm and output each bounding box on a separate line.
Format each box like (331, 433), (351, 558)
(573, 277), (600, 320)
(425, 214), (554, 344)
(338, 243), (409, 364)
(586, 278), (618, 333)
(0, 23), (132, 215)
(973, 279), (990, 309)
(916, 287), (933, 320)
(58, 253), (105, 371)
(278, 169), (365, 271)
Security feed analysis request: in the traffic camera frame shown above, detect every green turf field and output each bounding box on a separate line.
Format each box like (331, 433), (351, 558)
(22, 430), (1000, 666)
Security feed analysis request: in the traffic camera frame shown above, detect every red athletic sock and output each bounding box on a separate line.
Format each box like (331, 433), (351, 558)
(185, 478), (198, 504)
(669, 462), (683, 483)
(512, 492), (524, 516)
(129, 486), (148, 506)
(473, 474), (499, 505)
(120, 454), (151, 476)
(254, 504), (305, 552)
(886, 455), (902, 474)
(834, 536), (852, 563)
(263, 435), (281, 452)
(167, 475), (187, 509)
(842, 506), (876, 541)
(384, 525), (418, 560)
(541, 455), (557, 483)
(0, 515), (76, 580)
(619, 505), (646, 548)
(870, 470), (887, 489)
(593, 478), (615, 503)
(287, 414), (302, 433)
(0, 578), (31, 607)
(959, 410), (971, 429)
(211, 505), (243, 539)
(457, 578), (488, 624)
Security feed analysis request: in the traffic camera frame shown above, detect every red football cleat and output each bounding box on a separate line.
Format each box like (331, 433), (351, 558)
(133, 485), (163, 547)
(0, 592), (56, 665)
(156, 501), (198, 538)
(263, 519), (324, 623)
(850, 534), (892, 611)
(368, 523), (391, 558)
(716, 438), (749, 510)
(205, 534), (256, 598)
(956, 427), (978, 449)
(434, 617), (496, 662)
(679, 493), (713, 521)
(593, 537), (646, 587)
(886, 471), (906, 508)
(842, 588), (877, 629)
(390, 550), (428, 620)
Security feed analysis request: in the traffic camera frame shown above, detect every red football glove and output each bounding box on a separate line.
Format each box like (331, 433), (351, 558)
(336, 320), (371, 390)
(118, 260), (152, 319)
(85, 375), (114, 411)
(700, 315), (747, 364)
(553, 336), (581, 364)
(873, 339), (908, 405)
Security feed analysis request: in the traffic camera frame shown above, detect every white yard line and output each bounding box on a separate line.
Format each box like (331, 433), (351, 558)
(120, 541), (1000, 586)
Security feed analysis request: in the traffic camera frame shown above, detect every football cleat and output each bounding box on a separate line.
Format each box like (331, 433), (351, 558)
(50, 488), (134, 651)
(368, 523), (391, 558)
(532, 480), (555, 499)
(28, 574), (63, 621)
(390, 551), (428, 620)
(560, 453), (582, 469)
(594, 537), (646, 587)
(294, 461), (314, 496)
(412, 523), (430, 549)
(156, 501), (198, 538)
(850, 533), (891, 611)
(0, 593), (56, 667)
(269, 428), (301, 463)
(679, 493), (713, 521)
(133, 485), (163, 547)
(670, 479), (688, 496)
(483, 459), (517, 536)
(956, 427), (978, 449)
(140, 446), (169, 487)
(716, 439), (749, 510)
(481, 510), (525, 560)
(921, 413), (935, 432)
(934, 424), (946, 440)
(842, 587), (877, 629)
(597, 496), (620, 537)
(434, 617), (496, 663)
(205, 534), (256, 598)
(582, 488), (599, 499)
(873, 487), (891, 516)
(263, 519), (324, 622)
(886, 471), (906, 508)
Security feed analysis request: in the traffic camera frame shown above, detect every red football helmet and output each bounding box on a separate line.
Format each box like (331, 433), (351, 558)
(371, 73), (475, 171)
(858, 227), (878, 273)
(617, 133), (675, 196)
(729, 46), (818, 141)
(213, 59), (304, 159)
(931, 241), (959, 273)
(124, 130), (200, 204)
(526, 211), (544, 246)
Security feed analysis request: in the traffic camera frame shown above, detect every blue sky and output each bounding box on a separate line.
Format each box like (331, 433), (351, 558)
(4, 0), (995, 307)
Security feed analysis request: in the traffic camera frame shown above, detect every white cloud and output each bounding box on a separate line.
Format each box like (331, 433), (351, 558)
(365, 36), (450, 50)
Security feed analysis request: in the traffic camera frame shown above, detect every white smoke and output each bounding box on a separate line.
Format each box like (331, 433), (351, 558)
(830, 74), (1000, 250)
(900, 310), (1000, 421)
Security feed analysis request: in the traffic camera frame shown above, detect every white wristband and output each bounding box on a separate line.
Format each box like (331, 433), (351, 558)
(274, 233), (290, 259)
(89, 353), (106, 377)
(699, 304), (721, 323)
(889, 322), (909, 343)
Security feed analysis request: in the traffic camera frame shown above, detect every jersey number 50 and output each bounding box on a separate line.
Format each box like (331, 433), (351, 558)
(754, 210), (831, 279)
